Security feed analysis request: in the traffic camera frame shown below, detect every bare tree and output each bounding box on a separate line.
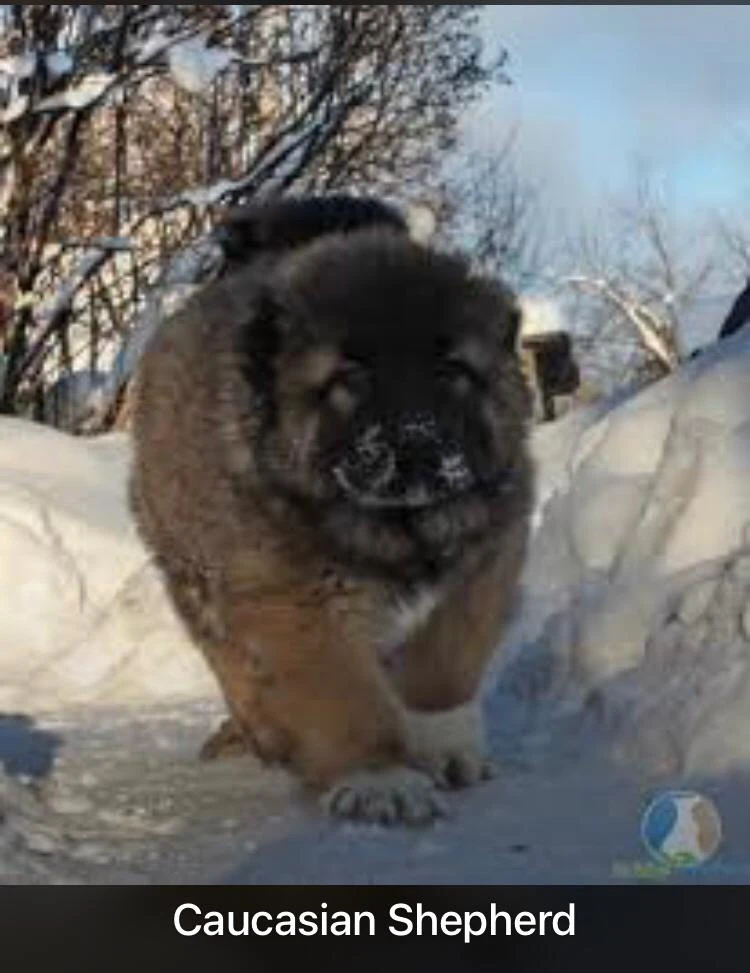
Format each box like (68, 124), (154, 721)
(0, 5), (505, 426)
(562, 169), (715, 389)
(715, 217), (750, 280)
(437, 132), (547, 292)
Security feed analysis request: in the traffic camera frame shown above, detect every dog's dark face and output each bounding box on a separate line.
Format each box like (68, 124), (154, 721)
(241, 230), (532, 578)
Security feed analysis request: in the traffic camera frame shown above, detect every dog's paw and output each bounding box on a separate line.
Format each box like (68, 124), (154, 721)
(405, 703), (494, 790)
(199, 719), (249, 762)
(322, 767), (447, 825)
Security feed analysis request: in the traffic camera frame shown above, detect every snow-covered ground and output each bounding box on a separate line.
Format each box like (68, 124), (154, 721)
(1, 328), (749, 884)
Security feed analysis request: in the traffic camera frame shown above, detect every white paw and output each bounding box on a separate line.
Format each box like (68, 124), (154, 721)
(322, 767), (447, 825)
(404, 702), (495, 790)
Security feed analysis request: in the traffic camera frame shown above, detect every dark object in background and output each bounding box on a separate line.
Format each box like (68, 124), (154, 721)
(520, 331), (581, 423)
(719, 277), (750, 340)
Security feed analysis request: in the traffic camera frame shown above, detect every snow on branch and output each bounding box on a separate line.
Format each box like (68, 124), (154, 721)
(35, 73), (115, 113)
(168, 35), (235, 95)
(16, 239), (137, 381)
(4, 25), (236, 122)
(565, 274), (681, 372)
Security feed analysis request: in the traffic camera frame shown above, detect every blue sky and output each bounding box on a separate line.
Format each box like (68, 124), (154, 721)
(473, 5), (750, 222)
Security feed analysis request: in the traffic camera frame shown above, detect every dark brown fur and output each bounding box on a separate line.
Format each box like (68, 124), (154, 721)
(129, 199), (534, 820)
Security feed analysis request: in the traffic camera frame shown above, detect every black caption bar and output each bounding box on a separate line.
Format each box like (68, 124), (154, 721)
(0, 886), (743, 971)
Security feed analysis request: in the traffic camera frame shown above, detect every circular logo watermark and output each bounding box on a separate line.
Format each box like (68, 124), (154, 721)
(640, 791), (722, 871)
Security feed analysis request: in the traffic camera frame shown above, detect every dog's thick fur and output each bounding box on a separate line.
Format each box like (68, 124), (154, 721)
(129, 195), (534, 824)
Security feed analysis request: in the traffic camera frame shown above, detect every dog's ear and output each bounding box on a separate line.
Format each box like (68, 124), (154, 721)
(216, 205), (265, 266)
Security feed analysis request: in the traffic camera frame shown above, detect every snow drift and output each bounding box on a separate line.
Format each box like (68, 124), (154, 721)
(513, 327), (750, 778)
(0, 418), (216, 713)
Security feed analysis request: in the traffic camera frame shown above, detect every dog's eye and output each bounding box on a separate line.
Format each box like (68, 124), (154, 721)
(438, 359), (484, 394)
(321, 362), (371, 410)
(332, 362), (370, 395)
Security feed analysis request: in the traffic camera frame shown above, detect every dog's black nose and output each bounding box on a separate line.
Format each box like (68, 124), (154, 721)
(395, 436), (442, 486)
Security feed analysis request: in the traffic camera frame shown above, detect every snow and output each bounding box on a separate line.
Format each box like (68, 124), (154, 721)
(45, 52), (74, 81)
(1, 328), (750, 883)
(519, 294), (568, 337)
(0, 51), (72, 122)
(167, 35), (235, 95)
(0, 96), (30, 124)
(181, 179), (240, 209)
(0, 53), (37, 81)
(132, 31), (174, 66)
(36, 73), (114, 113)
(0, 419), (216, 714)
(0, 54), (35, 123)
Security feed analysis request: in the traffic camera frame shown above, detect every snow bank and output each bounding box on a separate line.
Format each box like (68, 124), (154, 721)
(504, 327), (750, 777)
(0, 419), (216, 714)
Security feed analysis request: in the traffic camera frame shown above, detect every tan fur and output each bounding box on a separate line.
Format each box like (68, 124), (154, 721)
(396, 527), (528, 711)
(130, 221), (533, 823)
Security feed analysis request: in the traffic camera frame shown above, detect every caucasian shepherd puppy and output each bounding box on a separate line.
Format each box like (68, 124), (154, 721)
(130, 195), (534, 824)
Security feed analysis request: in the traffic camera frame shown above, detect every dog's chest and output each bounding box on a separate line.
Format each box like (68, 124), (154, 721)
(376, 585), (442, 669)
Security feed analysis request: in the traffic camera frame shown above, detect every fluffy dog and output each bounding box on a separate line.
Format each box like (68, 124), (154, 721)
(129, 195), (534, 824)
